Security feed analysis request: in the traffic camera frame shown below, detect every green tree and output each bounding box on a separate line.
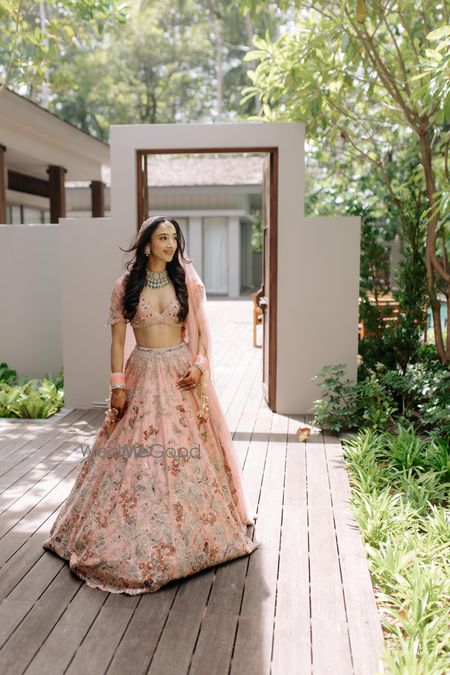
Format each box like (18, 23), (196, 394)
(41, 0), (281, 134)
(239, 0), (450, 364)
(50, 0), (217, 134)
(0, 0), (129, 94)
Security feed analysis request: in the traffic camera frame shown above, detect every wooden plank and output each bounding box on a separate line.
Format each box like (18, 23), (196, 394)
(0, 408), (97, 492)
(190, 382), (267, 674)
(64, 594), (141, 675)
(326, 435), (385, 675)
(215, 323), (258, 417)
(0, 598), (34, 647)
(189, 613), (239, 675)
(0, 409), (86, 472)
(231, 354), (263, 466)
(231, 403), (283, 675)
(225, 348), (261, 439)
(23, 584), (107, 675)
(271, 415), (311, 674)
(307, 431), (353, 674)
(147, 571), (215, 674)
(0, 410), (104, 553)
(0, 412), (102, 539)
(0, 412), (105, 597)
(0, 564), (81, 673)
(107, 588), (177, 675)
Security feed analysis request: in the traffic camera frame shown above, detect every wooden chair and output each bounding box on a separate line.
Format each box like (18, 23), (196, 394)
(252, 292), (263, 348)
(359, 292), (427, 341)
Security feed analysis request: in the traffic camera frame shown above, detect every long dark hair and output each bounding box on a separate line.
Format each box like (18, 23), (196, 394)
(119, 216), (190, 324)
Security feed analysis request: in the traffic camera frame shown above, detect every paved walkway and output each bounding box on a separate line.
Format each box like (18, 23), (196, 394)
(0, 298), (384, 674)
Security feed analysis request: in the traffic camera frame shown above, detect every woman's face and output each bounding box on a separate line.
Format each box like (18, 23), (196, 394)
(149, 220), (178, 262)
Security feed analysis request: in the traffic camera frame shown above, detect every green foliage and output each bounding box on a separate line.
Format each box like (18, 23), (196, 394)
(45, 366), (64, 391)
(311, 363), (360, 433)
(343, 427), (449, 674)
(240, 1), (449, 358)
(0, 363), (64, 418)
(311, 358), (450, 439)
(9, 0), (281, 136)
(0, 0), (129, 91)
(412, 24), (450, 125)
(0, 361), (17, 385)
(249, 208), (263, 252)
(353, 169), (433, 379)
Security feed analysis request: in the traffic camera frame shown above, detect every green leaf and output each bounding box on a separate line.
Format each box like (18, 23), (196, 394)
(443, 93), (450, 124)
(427, 25), (450, 41)
(424, 48), (443, 62)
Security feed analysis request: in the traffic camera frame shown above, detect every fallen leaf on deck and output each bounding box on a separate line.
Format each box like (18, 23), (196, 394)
(296, 426), (311, 442)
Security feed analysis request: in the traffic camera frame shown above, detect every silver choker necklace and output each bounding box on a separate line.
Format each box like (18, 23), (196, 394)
(145, 268), (169, 289)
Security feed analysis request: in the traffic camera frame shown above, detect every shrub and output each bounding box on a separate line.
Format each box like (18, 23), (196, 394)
(0, 362), (64, 418)
(311, 358), (449, 439)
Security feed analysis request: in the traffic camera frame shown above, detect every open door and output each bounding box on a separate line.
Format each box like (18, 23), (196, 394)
(256, 153), (277, 410)
(136, 152), (149, 230)
(136, 147), (278, 411)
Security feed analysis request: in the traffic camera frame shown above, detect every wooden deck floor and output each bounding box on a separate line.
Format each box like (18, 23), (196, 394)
(0, 298), (384, 675)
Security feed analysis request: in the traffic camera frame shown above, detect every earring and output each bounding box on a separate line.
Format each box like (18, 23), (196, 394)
(144, 247), (150, 257)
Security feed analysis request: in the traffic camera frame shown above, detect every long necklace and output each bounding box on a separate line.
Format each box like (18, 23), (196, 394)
(145, 268), (169, 289)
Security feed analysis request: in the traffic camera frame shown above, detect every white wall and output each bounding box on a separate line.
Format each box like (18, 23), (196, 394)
(105, 122), (359, 412)
(59, 216), (127, 407)
(277, 216), (360, 412)
(0, 224), (62, 378)
(1, 122), (360, 413)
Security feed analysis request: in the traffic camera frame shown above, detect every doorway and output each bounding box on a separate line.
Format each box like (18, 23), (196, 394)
(136, 147), (278, 410)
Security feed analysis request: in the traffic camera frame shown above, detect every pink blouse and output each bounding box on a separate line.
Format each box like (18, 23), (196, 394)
(105, 275), (183, 328)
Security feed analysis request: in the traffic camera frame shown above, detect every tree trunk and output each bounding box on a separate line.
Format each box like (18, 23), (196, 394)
(419, 122), (449, 364)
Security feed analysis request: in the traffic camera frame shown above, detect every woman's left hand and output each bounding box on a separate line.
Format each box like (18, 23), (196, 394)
(177, 366), (201, 390)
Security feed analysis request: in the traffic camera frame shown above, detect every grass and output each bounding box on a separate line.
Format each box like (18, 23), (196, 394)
(342, 425), (449, 675)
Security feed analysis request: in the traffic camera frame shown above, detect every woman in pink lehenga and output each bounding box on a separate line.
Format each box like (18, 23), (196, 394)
(42, 216), (258, 595)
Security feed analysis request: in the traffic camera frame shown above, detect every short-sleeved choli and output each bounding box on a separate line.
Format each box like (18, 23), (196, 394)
(105, 275), (127, 326)
(105, 274), (183, 328)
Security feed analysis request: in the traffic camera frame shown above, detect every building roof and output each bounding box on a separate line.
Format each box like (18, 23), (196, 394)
(145, 155), (264, 187)
(67, 155), (265, 189)
(3, 87), (109, 149)
(1, 87), (109, 181)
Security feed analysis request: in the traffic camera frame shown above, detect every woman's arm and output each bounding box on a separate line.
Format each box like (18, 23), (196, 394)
(107, 276), (128, 373)
(111, 322), (127, 372)
(197, 328), (208, 359)
(195, 321), (210, 374)
(105, 276), (129, 419)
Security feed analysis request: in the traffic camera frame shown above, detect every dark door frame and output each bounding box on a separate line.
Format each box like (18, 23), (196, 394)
(136, 146), (278, 411)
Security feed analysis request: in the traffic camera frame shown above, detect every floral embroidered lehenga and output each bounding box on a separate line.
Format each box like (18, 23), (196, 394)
(42, 249), (258, 595)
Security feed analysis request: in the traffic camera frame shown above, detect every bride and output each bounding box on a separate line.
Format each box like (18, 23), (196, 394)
(42, 215), (258, 595)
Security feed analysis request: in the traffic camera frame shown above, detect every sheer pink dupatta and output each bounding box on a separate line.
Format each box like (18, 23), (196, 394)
(121, 251), (257, 527)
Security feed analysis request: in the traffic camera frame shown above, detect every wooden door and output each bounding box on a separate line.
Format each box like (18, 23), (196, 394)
(137, 152), (149, 231)
(256, 153), (277, 410)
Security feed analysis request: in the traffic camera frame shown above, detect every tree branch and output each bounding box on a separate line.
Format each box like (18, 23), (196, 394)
(379, 10), (411, 96)
(344, 5), (419, 131)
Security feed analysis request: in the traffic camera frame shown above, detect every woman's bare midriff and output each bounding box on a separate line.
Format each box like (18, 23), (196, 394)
(133, 324), (183, 349)
(132, 282), (183, 348)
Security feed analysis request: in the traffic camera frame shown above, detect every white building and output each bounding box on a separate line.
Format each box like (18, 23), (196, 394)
(0, 87), (263, 296)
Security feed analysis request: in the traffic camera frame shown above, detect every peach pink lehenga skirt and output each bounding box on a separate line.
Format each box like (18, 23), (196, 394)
(42, 340), (258, 595)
